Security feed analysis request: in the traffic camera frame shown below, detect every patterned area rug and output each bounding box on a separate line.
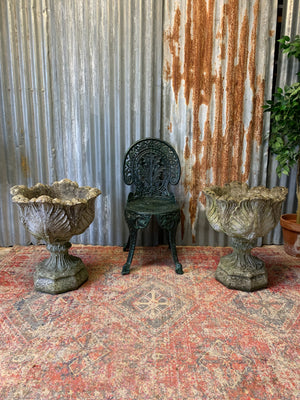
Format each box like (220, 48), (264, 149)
(0, 245), (299, 400)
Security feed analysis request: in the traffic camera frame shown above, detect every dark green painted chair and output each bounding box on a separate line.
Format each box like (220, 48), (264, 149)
(122, 138), (183, 275)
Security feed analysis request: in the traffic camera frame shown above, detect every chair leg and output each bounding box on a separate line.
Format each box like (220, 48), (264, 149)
(168, 228), (183, 274)
(123, 236), (130, 252)
(122, 228), (137, 275)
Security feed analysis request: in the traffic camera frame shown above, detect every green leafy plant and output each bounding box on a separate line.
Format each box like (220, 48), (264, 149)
(263, 35), (300, 223)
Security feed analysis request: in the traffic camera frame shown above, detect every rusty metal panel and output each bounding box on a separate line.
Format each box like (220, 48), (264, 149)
(266, 0), (300, 244)
(0, 0), (163, 246)
(162, 0), (278, 245)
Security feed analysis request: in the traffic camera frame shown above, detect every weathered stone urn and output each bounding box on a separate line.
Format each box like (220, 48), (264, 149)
(11, 179), (101, 294)
(203, 182), (288, 291)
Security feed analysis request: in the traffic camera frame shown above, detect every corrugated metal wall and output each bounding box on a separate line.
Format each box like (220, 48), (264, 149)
(0, 0), (164, 246)
(0, 0), (298, 247)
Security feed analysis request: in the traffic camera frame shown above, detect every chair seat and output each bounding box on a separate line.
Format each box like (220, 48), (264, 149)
(126, 198), (179, 215)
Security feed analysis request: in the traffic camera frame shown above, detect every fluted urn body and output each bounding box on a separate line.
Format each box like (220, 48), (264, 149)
(204, 182), (288, 291)
(11, 179), (101, 294)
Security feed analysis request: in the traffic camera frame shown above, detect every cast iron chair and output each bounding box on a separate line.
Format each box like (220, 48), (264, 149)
(122, 138), (183, 275)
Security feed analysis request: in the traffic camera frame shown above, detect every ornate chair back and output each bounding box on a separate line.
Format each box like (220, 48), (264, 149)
(123, 138), (181, 201)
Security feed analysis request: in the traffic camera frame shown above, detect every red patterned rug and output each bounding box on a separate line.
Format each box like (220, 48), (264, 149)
(0, 245), (299, 400)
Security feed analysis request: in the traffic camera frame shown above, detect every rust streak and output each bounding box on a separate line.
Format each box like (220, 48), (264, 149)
(166, 7), (182, 103)
(164, 61), (171, 81)
(188, 0), (216, 230)
(269, 30), (275, 37)
(250, 0), (264, 147)
(253, 75), (265, 145)
(212, 3), (227, 186)
(212, 72), (224, 185)
(248, 0), (259, 91)
(184, 136), (191, 160)
(221, 0), (239, 186)
(183, 0), (193, 104)
(21, 155), (30, 178)
(242, 0), (264, 181)
(232, 13), (249, 181)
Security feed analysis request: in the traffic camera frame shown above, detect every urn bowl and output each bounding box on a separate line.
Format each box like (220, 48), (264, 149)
(204, 182), (288, 241)
(11, 179), (101, 243)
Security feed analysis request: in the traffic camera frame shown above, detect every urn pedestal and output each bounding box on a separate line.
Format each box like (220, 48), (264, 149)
(34, 242), (89, 294)
(215, 238), (268, 291)
(204, 182), (288, 292)
(11, 179), (101, 294)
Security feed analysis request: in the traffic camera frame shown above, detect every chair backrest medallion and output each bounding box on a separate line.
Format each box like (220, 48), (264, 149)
(123, 138), (181, 200)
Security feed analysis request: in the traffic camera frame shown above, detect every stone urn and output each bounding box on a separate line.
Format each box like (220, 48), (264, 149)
(203, 182), (288, 291)
(11, 179), (101, 294)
